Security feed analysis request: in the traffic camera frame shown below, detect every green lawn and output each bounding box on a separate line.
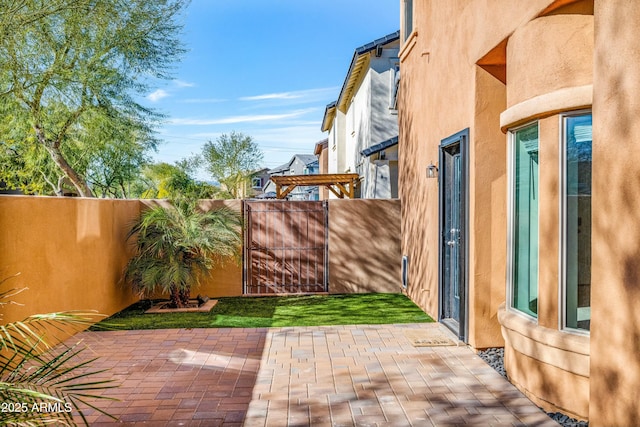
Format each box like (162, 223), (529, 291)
(91, 293), (433, 330)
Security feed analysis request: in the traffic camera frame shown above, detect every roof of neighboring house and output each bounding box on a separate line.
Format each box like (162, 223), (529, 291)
(268, 162), (290, 175)
(268, 154), (319, 175)
(254, 191), (277, 199)
(321, 101), (337, 132)
(337, 31), (400, 113)
(321, 31), (400, 131)
(251, 167), (270, 176)
(360, 136), (399, 157)
(293, 154), (319, 167)
(314, 138), (328, 155)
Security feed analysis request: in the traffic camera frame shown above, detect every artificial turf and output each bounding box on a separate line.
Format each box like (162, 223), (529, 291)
(90, 293), (434, 330)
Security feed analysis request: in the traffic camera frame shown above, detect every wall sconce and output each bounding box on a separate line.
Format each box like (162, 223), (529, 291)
(426, 162), (438, 179)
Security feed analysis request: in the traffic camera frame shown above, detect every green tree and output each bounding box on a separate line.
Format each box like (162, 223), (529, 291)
(0, 105), (155, 197)
(201, 131), (264, 199)
(124, 200), (242, 308)
(134, 160), (219, 200)
(83, 112), (156, 198)
(0, 0), (188, 197)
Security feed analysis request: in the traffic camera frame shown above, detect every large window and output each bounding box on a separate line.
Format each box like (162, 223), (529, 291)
(563, 113), (592, 331)
(510, 123), (539, 317)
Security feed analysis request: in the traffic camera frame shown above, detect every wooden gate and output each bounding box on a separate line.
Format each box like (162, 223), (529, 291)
(243, 200), (328, 295)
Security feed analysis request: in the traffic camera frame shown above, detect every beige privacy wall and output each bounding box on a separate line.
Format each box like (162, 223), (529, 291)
(1, 196), (402, 326)
(0, 195), (141, 324)
(328, 199), (402, 293)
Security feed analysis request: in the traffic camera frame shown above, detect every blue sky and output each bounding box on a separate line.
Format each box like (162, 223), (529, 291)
(146, 0), (400, 178)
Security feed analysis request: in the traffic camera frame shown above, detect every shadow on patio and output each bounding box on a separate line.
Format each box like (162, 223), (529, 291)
(71, 328), (267, 426)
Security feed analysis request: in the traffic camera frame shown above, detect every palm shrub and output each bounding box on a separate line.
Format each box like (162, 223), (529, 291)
(124, 199), (242, 308)
(0, 275), (117, 426)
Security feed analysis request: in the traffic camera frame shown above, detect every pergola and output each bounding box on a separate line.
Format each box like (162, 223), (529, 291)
(270, 173), (360, 199)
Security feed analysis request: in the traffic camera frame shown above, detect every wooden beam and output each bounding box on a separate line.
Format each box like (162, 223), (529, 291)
(327, 185), (343, 199)
(335, 182), (350, 198)
(278, 185), (296, 199)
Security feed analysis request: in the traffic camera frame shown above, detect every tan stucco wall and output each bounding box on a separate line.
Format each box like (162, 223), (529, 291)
(500, 304), (589, 418)
(469, 66), (508, 349)
(0, 195), (140, 325)
(399, 0), (595, 418)
(328, 199), (401, 293)
(537, 116), (561, 329)
(398, 0), (555, 347)
(195, 199), (243, 297)
(589, 1), (640, 425)
(507, 15), (594, 109)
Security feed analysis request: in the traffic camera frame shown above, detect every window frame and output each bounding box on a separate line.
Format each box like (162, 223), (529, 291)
(403, 0), (413, 41)
(559, 110), (592, 335)
(251, 177), (263, 189)
(507, 120), (540, 321)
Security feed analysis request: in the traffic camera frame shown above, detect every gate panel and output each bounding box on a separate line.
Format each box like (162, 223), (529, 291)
(244, 200), (328, 295)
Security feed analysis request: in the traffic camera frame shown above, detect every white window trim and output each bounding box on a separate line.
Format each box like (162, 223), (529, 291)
(559, 109), (592, 336)
(506, 120), (540, 323)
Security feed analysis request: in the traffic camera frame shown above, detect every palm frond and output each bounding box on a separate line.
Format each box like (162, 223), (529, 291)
(1, 278), (118, 425)
(124, 200), (242, 298)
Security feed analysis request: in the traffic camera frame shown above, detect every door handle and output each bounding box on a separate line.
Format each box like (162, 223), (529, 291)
(446, 240), (456, 247)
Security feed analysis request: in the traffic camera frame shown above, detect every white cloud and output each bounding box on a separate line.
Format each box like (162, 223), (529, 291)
(168, 109), (317, 126)
(147, 89), (170, 102)
(239, 86), (340, 103)
(240, 92), (302, 101)
(174, 79), (195, 88)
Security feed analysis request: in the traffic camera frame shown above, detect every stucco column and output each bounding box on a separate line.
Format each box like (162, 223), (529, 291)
(590, 1), (640, 425)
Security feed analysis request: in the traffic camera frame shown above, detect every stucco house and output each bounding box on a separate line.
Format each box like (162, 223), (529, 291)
(314, 139), (329, 200)
(322, 31), (400, 199)
(398, 0), (640, 424)
(263, 154), (319, 200)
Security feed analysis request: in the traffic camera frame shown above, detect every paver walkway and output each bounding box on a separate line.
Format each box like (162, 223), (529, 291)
(70, 324), (558, 426)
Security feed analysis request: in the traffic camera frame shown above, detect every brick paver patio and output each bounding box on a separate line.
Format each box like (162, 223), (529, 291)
(69, 324), (558, 426)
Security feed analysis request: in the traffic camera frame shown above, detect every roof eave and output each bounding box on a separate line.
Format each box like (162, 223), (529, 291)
(360, 136), (399, 157)
(336, 31), (401, 113)
(321, 101), (337, 132)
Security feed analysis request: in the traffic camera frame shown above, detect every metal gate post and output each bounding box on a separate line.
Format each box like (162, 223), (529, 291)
(242, 200), (248, 295)
(323, 200), (329, 292)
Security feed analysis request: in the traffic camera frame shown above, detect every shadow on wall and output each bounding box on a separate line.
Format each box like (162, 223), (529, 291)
(588, 3), (640, 425)
(397, 84), (440, 316)
(328, 199), (401, 293)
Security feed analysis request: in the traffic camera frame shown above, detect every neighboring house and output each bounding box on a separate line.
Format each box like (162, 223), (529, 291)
(229, 168), (271, 199)
(322, 31), (400, 199)
(398, 0), (640, 425)
(263, 154), (319, 200)
(314, 139), (329, 200)
(245, 168), (270, 199)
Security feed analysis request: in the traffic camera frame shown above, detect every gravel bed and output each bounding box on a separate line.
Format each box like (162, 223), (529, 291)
(477, 348), (588, 427)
